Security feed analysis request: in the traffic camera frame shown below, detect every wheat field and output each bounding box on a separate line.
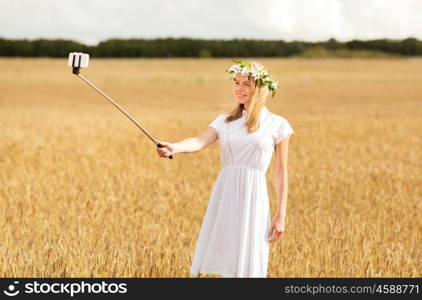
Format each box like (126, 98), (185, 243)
(0, 57), (421, 277)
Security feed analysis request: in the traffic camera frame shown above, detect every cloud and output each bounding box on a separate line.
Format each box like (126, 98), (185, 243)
(263, 0), (422, 41)
(0, 0), (420, 45)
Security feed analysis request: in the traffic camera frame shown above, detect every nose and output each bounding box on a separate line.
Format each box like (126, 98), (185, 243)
(235, 86), (245, 93)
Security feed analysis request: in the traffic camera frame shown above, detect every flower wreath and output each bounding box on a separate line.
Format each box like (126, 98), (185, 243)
(225, 60), (279, 97)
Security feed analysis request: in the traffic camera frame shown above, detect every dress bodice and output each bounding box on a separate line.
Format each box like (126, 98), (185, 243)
(209, 107), (294, 174)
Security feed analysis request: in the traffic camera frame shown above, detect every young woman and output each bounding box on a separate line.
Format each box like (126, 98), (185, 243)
(156, 60), (294, 278)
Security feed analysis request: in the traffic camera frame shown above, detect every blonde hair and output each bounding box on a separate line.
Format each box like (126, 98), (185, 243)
(224, 61), (270, 134)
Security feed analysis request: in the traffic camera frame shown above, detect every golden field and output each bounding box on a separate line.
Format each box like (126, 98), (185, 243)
(0, 57), (421, 277)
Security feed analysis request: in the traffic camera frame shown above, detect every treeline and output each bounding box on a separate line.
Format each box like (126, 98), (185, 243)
(0, 37), (421, 57)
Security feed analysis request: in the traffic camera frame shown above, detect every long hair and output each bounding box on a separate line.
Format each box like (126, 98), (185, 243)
(224, 61), (270, 134)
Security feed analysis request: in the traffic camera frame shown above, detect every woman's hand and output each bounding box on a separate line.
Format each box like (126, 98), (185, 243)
(268, 213), (286, 243)
(156, 141), (175, 158)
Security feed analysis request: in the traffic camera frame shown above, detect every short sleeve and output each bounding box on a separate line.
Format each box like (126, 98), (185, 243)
(209, 114), (225, 138)
(274, 118), (294, 144)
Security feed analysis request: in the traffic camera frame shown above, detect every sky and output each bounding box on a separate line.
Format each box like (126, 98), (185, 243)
(0, 0), (421, 45)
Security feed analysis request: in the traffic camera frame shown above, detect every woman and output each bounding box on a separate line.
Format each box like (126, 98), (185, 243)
(156, 60), (294, 278)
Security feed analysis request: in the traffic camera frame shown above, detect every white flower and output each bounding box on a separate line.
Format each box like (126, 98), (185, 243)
(270, 81), (279, 89)
(229, 65), (240, 73)
(240, 67), (250, 77)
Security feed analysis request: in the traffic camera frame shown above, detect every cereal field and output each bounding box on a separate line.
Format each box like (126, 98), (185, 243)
(0, 57), (421, 277)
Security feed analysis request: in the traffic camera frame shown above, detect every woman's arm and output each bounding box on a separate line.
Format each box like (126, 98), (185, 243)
(156, 127), (218, 157)
(274, 136), (290, 216)
(268, 136), (291, 243)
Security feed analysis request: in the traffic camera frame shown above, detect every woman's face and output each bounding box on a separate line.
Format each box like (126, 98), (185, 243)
(234, 74), (255, 105)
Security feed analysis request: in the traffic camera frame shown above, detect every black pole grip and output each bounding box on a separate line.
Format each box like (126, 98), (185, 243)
(157, 143), (173, 159)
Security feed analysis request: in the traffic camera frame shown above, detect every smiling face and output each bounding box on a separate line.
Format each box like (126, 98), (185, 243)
(234, 73), (255, 106)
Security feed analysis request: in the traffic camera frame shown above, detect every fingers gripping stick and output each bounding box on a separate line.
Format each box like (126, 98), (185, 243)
(68, 52), (173, 159)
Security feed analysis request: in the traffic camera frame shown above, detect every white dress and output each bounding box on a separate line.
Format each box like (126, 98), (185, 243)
(189, 106), (294, 278)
